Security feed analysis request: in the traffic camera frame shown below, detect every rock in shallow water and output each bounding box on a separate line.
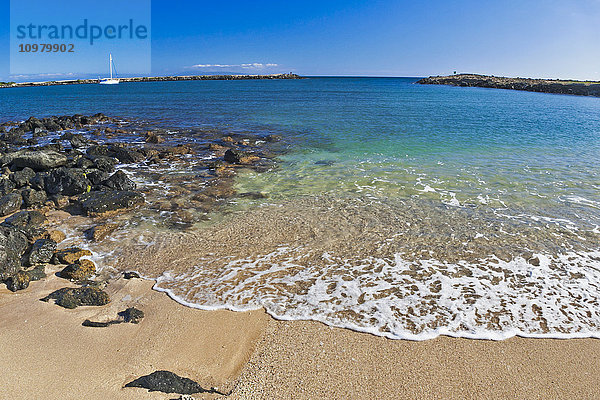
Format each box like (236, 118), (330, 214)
(101, 170), (136, 191)
(78, 190), (144, 216)
(124, 371), (223, 395)
(52, 247), (92, 265)
(41, 287), (110, 309)
(123, 271), (141, 279)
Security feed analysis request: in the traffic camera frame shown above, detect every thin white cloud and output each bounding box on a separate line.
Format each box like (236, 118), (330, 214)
(190, 63), (279, 69)
(11, 72), (75, 78)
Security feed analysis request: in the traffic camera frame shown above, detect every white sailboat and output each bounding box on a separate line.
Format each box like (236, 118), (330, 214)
(99, 53), (119, 85)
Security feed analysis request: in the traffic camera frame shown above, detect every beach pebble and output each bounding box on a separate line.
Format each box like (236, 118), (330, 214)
(123, 271), (141, 280)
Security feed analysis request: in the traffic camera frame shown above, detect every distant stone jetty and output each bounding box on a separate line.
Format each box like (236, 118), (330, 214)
(0, 73), (303, 89)
(417, 74), (600, 97)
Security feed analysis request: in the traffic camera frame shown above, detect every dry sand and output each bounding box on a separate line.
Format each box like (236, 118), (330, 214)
(0, 267), (267, 399)
(2, 270), (600, 400)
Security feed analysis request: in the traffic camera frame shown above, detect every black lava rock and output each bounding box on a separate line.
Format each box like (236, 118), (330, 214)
(40, 287), (110, 309)
(4, 149), (68, 171)
(21, 188), (47, 207)
(101, 170), (136, 191)
(68, 134), (89, 148)
(124, 371), (219, 395)
(109, 146), (145, 164)
(0, 178), (16, 196)
(26, 264), (46, 281)
(224, 149), (244, 163)
(0, 226), (28, 281)
(6, 270), (30, 292)
(0, 193), (23, 216)
(92, 156), (117, 173)
(26, 238), (57, 266)
(45, 167), (91, 196)
(123, 271), (141, 279)
(1, 210), (46, 240)
(119, 307), (144, 324)
(10, 167), (35, 187)
(78, 190), (144, 216)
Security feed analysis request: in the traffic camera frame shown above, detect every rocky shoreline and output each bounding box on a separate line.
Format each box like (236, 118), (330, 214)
(417, 74), (600, 97)
(0, 113), (286, 395)
(0, 112), (283, 289)
(0, 73), (303, 89)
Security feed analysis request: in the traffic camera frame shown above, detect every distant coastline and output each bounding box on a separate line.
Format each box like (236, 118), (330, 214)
(417, 74), (600, 97)
(0, 73), (303, 89)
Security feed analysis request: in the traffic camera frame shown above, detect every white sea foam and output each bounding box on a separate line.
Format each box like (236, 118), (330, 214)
(151, 246), (600, 341)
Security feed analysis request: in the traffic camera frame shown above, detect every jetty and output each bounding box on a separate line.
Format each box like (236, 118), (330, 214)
(417, 74), (600, 97)
(0, 73), (303, 89)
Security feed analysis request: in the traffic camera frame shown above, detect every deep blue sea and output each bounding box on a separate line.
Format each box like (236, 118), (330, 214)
(2, 77), (600, 340)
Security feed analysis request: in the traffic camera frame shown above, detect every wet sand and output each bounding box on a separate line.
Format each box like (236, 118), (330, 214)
(2, 270), (600, 399)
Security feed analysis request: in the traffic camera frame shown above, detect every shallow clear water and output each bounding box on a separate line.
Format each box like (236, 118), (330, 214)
(3, 78), (600, 339)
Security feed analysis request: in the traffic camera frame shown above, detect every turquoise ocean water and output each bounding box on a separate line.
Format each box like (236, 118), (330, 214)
(2, 78), (600, 339)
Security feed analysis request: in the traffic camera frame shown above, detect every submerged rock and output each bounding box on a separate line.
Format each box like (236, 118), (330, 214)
(78, 190), (144, 216)
(41, 287), (110, 309)
(84, 223), (119, 242)
(124, 371), (221, 395)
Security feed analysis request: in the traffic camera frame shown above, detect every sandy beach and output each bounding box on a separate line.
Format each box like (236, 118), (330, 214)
(2, 270), (600, 399)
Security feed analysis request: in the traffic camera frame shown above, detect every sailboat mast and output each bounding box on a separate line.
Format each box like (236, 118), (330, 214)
(109, 54), (113, 80)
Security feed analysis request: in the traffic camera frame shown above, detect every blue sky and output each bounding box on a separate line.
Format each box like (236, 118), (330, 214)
(1, 0), (600, 81)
